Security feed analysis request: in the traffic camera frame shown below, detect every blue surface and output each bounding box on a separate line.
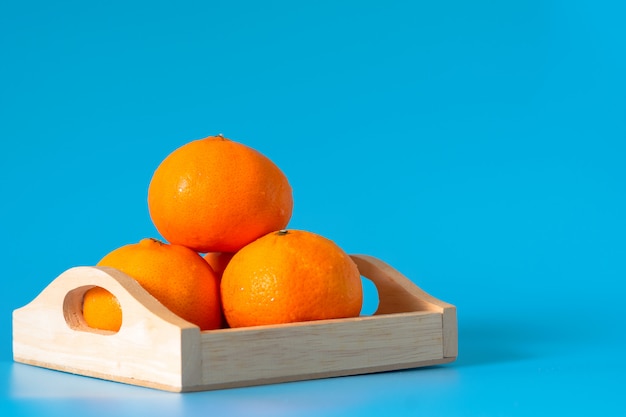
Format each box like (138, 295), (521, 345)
(1, 1), (625, 415)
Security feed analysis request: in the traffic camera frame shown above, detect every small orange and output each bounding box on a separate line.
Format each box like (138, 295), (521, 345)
(147, 135), (293, 253)
(203, 252), (235, 279)
(81, 287), (122, 331)
(221, 229), (363, 328)
(82, 238), (222, 331)
(203, 251), (235, 328)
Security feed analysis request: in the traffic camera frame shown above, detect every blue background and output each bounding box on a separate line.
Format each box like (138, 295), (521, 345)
(1, 1), (625, 415)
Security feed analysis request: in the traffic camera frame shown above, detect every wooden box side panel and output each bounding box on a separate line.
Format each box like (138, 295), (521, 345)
(193, 311), (444, 391)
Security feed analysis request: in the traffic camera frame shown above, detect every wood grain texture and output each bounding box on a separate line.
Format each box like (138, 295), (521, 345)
(12, 266), (202, 392)
(12, 255), (457, 392)
(350, 255), (458, 359)
(195, 312), (445, 391)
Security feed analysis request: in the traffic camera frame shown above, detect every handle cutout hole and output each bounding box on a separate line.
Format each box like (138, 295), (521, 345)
(360, 276), (379, 316)
(63, 286), (121, 335)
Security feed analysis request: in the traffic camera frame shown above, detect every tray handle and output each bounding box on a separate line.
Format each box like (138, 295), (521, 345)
(350, 254), (453, 314)
(13, 266), (202, 391)
(350, 254), (457, 359)
(23, 266), (199, 333)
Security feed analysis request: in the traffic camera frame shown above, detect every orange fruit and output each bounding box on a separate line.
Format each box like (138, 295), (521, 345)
(147, 135), (293, 253)
(203, 251), (235, 328)
(81, 287), (122, 331)
(203, 252), (235, 279)
(82, 238), (222, 332)
(221, 229), (363, 328)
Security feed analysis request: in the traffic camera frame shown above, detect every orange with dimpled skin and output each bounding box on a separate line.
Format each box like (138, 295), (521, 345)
(220, 229), (363, 328)
(147, 135), (293, 253)
(82, 238), (222, 331)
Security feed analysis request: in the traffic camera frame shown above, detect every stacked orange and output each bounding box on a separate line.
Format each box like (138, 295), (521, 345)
(83, 134), (362, 331)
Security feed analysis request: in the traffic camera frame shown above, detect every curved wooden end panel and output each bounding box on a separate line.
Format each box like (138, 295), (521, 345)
(350, 254), (453, 314)
(12, 266), (202, 391)
(350, 254), (458, 359)
(17, 266), (199, 333)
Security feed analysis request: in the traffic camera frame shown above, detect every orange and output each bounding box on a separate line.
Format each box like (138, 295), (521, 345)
(221, 229), (363, 328)
(203, 252), (235, 279)
(81, 287), (122, 331)
(203, 251), (235, 328)
(147, 135), (293, 253)
(82, 238), (222, 331)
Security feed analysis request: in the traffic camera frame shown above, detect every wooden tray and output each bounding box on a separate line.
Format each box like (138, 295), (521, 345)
(12, 254), (457, 392)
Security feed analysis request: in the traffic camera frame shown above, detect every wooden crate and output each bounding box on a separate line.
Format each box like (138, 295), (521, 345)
(12, 254), (457, 392)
